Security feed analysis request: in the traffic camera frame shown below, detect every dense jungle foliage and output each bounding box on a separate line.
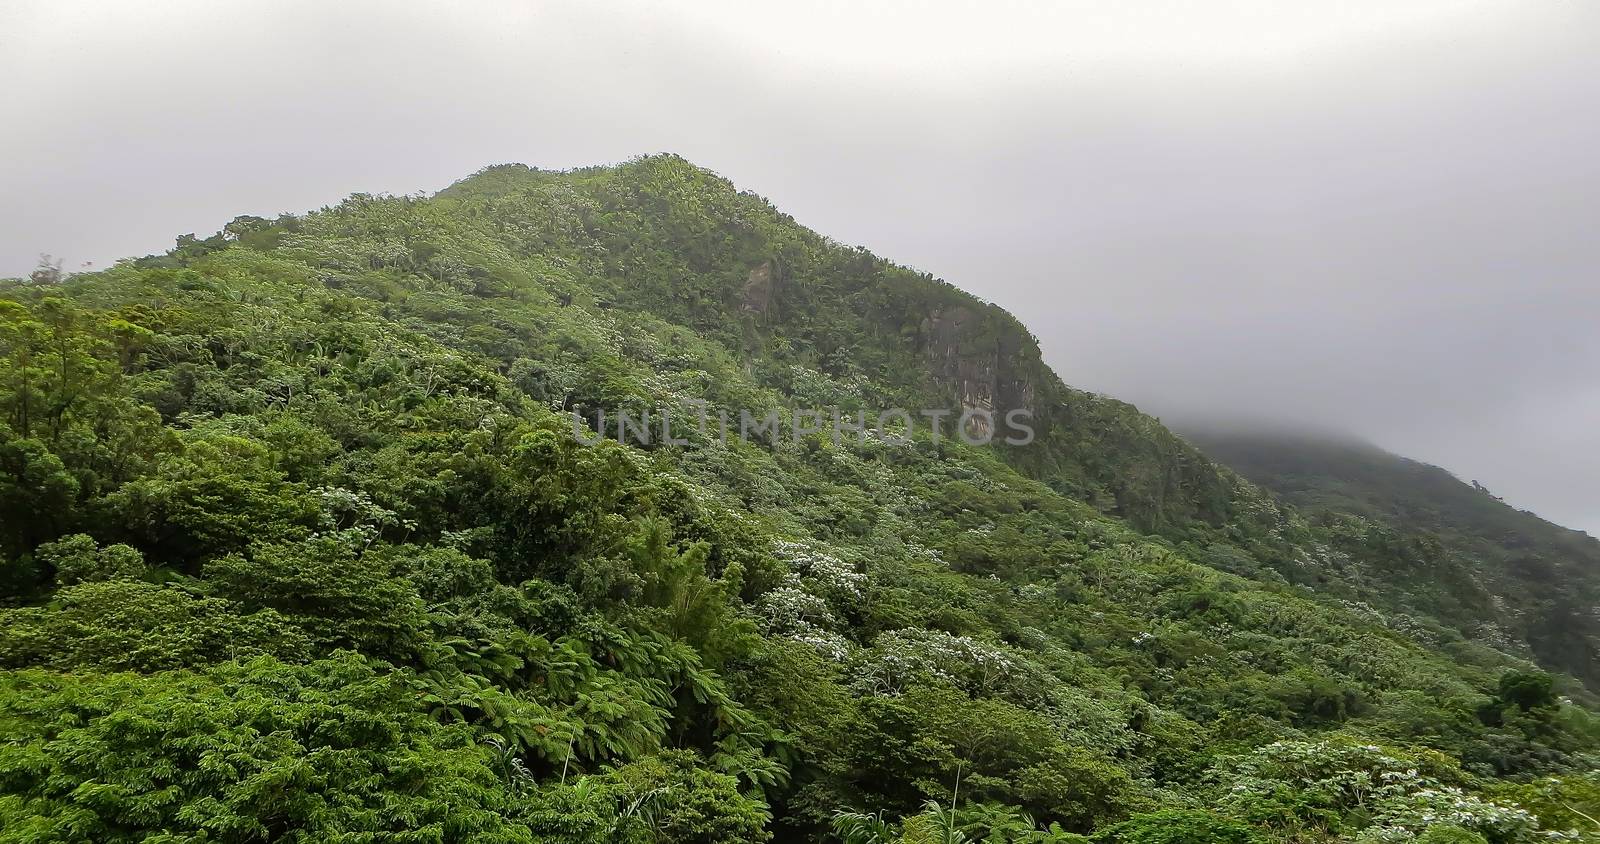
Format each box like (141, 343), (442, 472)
(1185, 430), (1600, 705)
(1, 155), (1596, 843)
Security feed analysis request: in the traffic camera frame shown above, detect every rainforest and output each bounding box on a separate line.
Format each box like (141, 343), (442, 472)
(1, 157), (1597, 843)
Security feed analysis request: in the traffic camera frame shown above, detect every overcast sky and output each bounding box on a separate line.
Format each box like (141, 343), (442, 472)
(3, 0), (1597, 533)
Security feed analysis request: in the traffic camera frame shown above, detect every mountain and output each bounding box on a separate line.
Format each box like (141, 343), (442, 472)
(1, 155), (1597, 842)
(1185, 427), (1600, 696)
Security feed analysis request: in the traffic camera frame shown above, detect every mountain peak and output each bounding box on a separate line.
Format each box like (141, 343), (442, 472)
(4, 160), (1596, 841)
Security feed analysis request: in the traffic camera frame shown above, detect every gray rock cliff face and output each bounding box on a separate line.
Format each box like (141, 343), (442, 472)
(741, 261), (778, 322)
(920, 304), (1036, 425)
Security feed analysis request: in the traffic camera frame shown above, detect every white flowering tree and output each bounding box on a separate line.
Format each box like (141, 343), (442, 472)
(849, 628), (1029, 699)
(751, 540), (865, 663)
(1216, 739), (1545, 844)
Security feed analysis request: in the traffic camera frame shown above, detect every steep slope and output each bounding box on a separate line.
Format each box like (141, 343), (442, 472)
(1, 156), (1597, 842)
(436, 161), (1247, 537)
(1187, 428), (1600, 694)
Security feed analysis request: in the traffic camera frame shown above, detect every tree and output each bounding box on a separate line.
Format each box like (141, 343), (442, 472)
(204, 533), (428, 660)
(36, 533), (146, 584)
(0, 654), (536, 842)
(28, 254), (63, 286)
(0, 579), (312, 671)
(1090, 810), (1261, 844)
(1497, 671), (1557, 712)
(0, 437), (77, 561)
(604, 749), (773, 843)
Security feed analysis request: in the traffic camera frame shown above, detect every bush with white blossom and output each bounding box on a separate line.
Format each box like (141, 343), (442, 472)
(750, 540), (866, 662)
(772, 540), (866, 603)
(1217, 739), (1550, 843)
(848, 628), (1041, 701)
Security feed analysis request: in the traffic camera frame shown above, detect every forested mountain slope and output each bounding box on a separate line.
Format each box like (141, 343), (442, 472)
(1, 155), (1597, 843)
(1186, 428), (1600, 698)
(435, 163), (1246, 538)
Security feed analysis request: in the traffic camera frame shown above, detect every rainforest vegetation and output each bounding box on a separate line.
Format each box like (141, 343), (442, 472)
(1, 156), (1596, 843)
(1187, 430), (1600, 694)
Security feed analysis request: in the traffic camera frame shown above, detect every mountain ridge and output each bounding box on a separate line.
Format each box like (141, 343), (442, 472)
(1185, 426), (1600, 693)
(1, 154), (1597, 842)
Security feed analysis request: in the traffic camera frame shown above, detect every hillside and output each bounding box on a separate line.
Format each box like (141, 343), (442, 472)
(1186, 428), (1600, 697)
(1, 155), (1597, 843)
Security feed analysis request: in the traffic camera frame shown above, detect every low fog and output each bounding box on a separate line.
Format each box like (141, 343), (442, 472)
(3, 1), (1596, 532)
